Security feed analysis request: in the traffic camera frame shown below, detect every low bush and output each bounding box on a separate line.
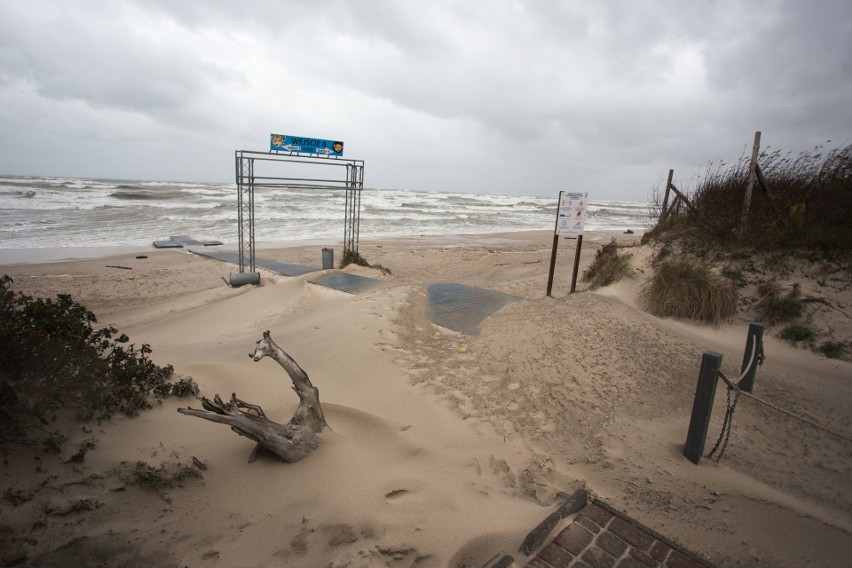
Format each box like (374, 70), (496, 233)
(641, 260), (737, 324)
(757, 282), (804, 325)
(779, 324), (847, 358)
(0, 275), (196, 448)
(582, 239), (633, 289)
(818, 341), (846, 359)
(779, 322), (816, 345)
(121, 460), (203, 502)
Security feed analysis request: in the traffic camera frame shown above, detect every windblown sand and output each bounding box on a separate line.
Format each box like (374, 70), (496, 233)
(1, 230), (850, 567)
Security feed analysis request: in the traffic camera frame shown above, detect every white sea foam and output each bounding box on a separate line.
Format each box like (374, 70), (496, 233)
(0, 175), (652, 248)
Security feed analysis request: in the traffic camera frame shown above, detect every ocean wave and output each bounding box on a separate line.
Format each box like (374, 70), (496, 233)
(0, 175), (651, 248)
(110, 189), (186, 200)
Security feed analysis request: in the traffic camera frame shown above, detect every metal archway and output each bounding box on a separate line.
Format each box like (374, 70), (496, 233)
(234, 150), (364, 274)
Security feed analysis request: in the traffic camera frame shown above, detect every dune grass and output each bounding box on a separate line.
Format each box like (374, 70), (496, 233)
(340, 249), (392, 275)
(582, 239), (634, 289)
(640, 260), (737, 325)
(644, 142), (851, 252)
(640, 141), (850, 354)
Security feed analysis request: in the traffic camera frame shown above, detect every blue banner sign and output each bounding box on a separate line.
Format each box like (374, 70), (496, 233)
(270, 133), (344, 156)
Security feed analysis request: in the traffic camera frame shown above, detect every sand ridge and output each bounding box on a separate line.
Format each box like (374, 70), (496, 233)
(1, 230), (850, 567)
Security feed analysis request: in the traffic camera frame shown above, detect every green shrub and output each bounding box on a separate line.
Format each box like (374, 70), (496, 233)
(641, 260), (737, 324)
(757, 282), (804, 325)
(779, 324), (846, 358)
(582, 239), (633, 289)
(779, 323), (816, 345)
(122, 460), (203, 502)
(41, 431), (68, 454)
(0, 275), (193, 448)
(720, 264), (746, 284)
(164, 377), (200, 398)
(818, 341), (846, 359)
(3, 487), (33, 506)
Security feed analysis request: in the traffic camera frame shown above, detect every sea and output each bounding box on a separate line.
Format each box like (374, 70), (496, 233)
(0, 175), (652, 251)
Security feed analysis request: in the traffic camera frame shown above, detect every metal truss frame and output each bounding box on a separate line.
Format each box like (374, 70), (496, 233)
(234, 150), (365, 273)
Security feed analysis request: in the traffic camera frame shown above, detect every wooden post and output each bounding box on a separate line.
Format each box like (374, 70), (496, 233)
(739, 131), (762, 238)
(660, 169), (674, 223)
(546, 191), (563, 297)
(569, 235), (583, 294)
(738, 322), (764, 393)
(546, 232), (559, 297)
(684, 351), (722, 465)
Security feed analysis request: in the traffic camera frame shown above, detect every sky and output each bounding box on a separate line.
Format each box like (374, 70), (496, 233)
(1, 0), (850, 201)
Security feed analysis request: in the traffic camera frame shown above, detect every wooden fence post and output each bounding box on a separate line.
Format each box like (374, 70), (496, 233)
(569, 235), (583, 294)
(684, 351), (723, 465)
(739, 131), (762, 238)
(660, 169), (674, 223)
(738, 322), (764, 393)
(546, 191), (563, 297)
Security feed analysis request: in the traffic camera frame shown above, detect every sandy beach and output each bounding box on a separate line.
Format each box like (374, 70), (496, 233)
(1, 229), (850, 567)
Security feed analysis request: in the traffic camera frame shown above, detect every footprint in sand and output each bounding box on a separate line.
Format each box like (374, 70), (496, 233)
(381, 478), (440, 506)
(384, 489), (410, 501)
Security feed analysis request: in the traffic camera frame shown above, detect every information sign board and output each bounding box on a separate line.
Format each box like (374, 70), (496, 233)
(555, 192), (589, 236)
(270, 133), (344, 157)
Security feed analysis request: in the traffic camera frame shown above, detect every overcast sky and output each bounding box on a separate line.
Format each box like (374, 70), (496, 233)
(1, 0), (850, 201)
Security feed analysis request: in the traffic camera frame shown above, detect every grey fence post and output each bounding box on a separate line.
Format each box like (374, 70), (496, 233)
(684, 351), (723, 465)
(738, 322), (764, 393)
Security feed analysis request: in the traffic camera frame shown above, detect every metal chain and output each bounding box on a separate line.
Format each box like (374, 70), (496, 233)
(706, 382), (740, 461)
(706, 364), (852, 463)
(702, 333), (850, 462)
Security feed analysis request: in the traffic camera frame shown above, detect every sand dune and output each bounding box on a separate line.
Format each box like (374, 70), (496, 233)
(1, 231), (850, 567)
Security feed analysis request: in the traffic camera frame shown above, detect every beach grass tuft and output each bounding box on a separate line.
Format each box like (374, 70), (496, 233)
(582, 238), (634, 289)
(340, 249), (392, 275)
(640, 260), (737, 325)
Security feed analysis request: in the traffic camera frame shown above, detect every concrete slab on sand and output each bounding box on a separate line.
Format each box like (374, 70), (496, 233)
(191, 250), (319, 277)
(308, 272), (387, 294)
(191, 249), (386, 294)
(153, 235), (223, 248)
(192, 253), (514, 326)
(427, 283), (517, 335)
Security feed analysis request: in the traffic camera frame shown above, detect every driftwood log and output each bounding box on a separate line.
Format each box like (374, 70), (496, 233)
(178, 331), (327, 463)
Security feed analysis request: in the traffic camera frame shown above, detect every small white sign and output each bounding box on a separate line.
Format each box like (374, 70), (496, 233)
(555, 192), (589, 236)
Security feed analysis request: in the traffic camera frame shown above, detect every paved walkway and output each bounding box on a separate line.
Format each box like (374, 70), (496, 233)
(489, 490), (715, 568)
